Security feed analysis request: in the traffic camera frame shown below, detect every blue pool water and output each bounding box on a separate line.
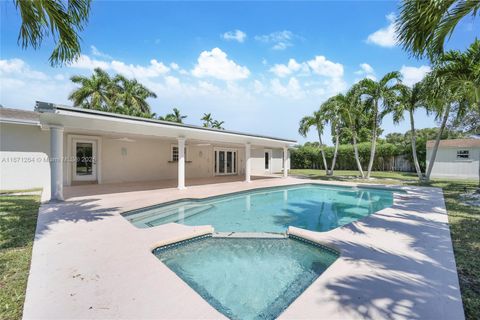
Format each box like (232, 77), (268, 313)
(124, 184), (395, 233)
(154, 236), (338, 320)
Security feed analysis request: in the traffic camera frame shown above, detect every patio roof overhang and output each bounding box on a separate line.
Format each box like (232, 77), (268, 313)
(35, 101), (296, 148)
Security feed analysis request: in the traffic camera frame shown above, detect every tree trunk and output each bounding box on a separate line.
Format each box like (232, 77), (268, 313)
(366, 101), (378, 179)
(328, 126), (340, 176)
(317, 128), (328, 175)
(409, 108), (423, 180)
(425, 103), (451, 181)
(352, 132), (365, 178)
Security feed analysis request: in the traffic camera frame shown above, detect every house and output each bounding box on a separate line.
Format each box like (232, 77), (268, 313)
(426, 138), (480, 180)
(0, 102), (295, 202)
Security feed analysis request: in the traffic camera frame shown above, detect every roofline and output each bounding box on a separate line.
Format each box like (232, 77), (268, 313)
(426, 139), (480, 148)
(35, 101), (297, 144)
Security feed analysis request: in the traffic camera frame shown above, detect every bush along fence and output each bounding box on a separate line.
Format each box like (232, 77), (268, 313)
(290, 142), (416, 172)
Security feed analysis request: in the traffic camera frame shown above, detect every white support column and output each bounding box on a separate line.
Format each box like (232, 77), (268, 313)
(177, 137), (186, 189)
(283, 146), (289, 178)
(50, 126), (64, 201)
(245, 143), (251, 183)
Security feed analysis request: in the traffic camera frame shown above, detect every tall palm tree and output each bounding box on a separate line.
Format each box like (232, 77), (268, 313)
(357, 72), (402, 178)
(320, 95), (344, 176)
(393, 81), (429, 180)
(161, 108), (187, 123)
(298, 111), (328, 174)
(422, 73), (470, 181)
(339, 85), (366, 178)
(13, 0), (91, 66)
(114, 75), (157, 115)
(396, 0), (480, 59)
(201, 113), (213, 127)
(434, 39), (480, 111)
(69, 68), (114, 111)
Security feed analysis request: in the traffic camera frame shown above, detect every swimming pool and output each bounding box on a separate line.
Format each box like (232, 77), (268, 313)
(124, 183), (395, 233)
(154, 235), (338, 320)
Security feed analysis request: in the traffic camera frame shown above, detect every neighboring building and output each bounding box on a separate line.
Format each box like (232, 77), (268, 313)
(0, 102), (295, 202)
(426, 139), (480, 180)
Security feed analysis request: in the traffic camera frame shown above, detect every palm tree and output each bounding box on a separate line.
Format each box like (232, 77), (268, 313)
(161, 108), (187, 123)
(357, 72), (402, 178)
(201, 113), (213, 127)
(13, 0), (91, 66)
(339, 86), (366, 178)
(396, 0), (480, 59)
(69, 68), (114, 111)
(211, 120), (225, 130)
(422, 73), (470, 181)
(298, 111), (328, 174)
(114, 75), (157, 115)
(434, 39), (480, 111)
(320, 95), (344, 176)
(393, 81), (429, 180)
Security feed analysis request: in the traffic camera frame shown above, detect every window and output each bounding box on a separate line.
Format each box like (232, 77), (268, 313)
(456, 150), (470, 160)
(171, 145), (187, 161)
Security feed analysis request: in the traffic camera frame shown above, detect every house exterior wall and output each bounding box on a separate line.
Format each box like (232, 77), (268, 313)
(250, 147), (287, 174)
(63, 134), (249, 184)
(426, 146), (480, 180)
(1, 119), (290, 202)
(0, 123), (51, 201)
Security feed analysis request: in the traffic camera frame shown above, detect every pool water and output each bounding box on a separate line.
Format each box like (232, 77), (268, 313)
(154, 236), (338, 320)
(124, 184), (394, 233)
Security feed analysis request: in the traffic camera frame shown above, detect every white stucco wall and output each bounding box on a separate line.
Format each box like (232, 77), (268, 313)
(426, 147), (480, 180)
(250, 147), (287, 175)
(64, 134), (248, 184)
(0, 123), (51, 201)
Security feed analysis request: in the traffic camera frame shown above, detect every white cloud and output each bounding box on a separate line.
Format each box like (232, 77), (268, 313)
(69, 54), (110, 70)
(170, 62), (179, 70)
(271, 77), (305, 99)
(90, 45), (112, 59)
(354, 63), (376, 80)
(0, 58), (48, 80)
(70, 55), (170, 78)
(222, 30), (247, 43)
(110, 59), (170, 78)
(192, 48), (250, 81)
(0, 58), (73, 108)
(269, 59), (303, 77)
(307, 56), (344, 78)
(255, 31), (297, 50)
(366, 13), (397, 48)
(400, 65), (431, 86)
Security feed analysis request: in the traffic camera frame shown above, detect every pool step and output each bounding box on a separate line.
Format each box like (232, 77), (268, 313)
(213, 232), (287, 239)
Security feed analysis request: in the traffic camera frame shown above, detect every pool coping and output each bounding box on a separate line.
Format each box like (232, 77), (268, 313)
(23, 177), (464, 320)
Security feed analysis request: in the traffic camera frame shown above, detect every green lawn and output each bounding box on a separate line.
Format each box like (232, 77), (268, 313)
(291, 169), (480, 319)
(0, 194), (40, 320)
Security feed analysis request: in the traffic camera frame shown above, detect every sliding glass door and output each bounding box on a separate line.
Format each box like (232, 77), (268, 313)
(214, 148), (238, 175)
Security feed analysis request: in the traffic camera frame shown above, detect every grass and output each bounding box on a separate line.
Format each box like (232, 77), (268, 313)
(0, 195), (40, 320)
(291, 169), (480, 319)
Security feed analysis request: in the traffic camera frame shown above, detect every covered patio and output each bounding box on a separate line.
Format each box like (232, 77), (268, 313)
(33, 102), (296, 202)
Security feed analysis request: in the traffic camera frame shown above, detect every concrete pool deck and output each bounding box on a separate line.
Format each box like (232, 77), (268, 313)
(23, 177), (464, 319)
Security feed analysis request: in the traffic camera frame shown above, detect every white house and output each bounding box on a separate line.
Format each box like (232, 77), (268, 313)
(426, 138), (480, 180)
(0, 102), (295, 202)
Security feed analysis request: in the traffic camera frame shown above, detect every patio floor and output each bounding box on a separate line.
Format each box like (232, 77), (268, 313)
(23, 177), (464, 319)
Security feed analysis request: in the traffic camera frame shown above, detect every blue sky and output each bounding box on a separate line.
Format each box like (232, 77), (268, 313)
(1, 1), (478, 144)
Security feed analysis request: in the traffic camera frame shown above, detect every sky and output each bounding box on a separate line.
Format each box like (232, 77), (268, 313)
(0, 1), (478, 144)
